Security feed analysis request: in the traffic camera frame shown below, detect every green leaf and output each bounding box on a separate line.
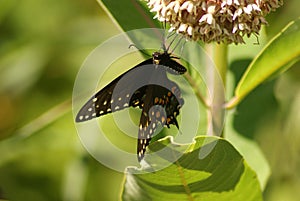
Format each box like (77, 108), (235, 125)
(97, 0), (160, 31)
(227, 18), (300, 109)
(97, 1), (162, 51)
(122, 136), (262, 201)
(225, 109), (271, 190)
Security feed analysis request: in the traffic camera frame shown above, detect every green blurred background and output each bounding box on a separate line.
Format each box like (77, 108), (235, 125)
(0, 0), (299, 200)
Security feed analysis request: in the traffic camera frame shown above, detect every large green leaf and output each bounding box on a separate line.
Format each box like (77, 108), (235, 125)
(122, 136), (262, 201)
(97, 1), (162, 51)
(97, 0), (160, 31)
(227, 18), (300, 108)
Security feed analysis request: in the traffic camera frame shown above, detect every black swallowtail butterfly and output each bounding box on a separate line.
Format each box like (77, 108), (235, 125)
(76, 50), (186, 161)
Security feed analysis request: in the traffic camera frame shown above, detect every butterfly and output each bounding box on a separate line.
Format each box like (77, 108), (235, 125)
(76, 50), (187, 161)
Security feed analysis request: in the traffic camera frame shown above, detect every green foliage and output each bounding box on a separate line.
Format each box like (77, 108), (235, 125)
(227, 17), (300, 108)
(98, 0), (159, 30)
(122, 136), (262, 201)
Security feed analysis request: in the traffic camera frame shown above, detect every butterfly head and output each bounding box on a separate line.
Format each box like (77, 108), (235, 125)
(152, 51), (187, 75)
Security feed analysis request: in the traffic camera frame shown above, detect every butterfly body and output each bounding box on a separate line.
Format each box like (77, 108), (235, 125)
(76, 51), (186, 161)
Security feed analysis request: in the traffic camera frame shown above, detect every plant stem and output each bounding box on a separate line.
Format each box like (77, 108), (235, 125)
(204, 43), (228, 137)
(213, 43), (228, 86)
(184, 73), (210, 109)
(215, 43), (228, 137)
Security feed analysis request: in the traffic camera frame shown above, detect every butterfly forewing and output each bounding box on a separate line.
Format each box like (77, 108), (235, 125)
(76, 80), (120, 122)
(76, 58), (155, 122)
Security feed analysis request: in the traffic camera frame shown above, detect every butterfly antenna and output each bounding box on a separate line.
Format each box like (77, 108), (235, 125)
(179, 38), (187, 56)
(167, 31), (176, 39)
(170, 35), (185, 55)
(161, 20), (169, 52)
(166, 32), (179, 53)
(159, 21), (165, 51)
(129, 44), (151, 57)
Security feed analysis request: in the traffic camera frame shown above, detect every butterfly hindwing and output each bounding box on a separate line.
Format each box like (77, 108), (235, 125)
(137, 83), (184, 161)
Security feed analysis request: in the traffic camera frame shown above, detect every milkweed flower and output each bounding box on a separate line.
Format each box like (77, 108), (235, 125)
(146, 0), (283, 44)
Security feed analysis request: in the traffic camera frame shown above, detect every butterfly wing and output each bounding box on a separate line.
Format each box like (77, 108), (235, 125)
(76, 58), (155, 122)
(137, 83), (184, 161)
